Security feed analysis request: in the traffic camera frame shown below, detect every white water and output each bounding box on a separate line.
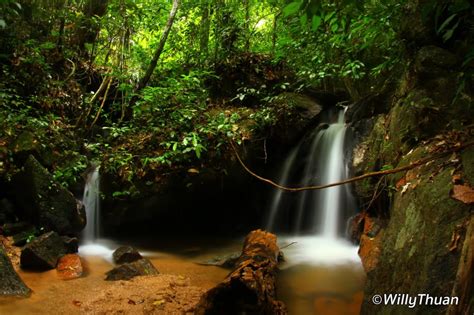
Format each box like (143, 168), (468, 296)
(266, 109), (359, 265)
(81, 167), (101, 243)
(80, 166), (115, 259)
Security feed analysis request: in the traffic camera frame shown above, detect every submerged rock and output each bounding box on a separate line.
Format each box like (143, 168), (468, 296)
(0, 245), (31, 296)
(105, 258), (159, 281)
(57, 254), (83, 280)
(197, 252), (240, 268)
(112, 246), (143, 264)
(20, 231), (66, 270)
(13, 155), (86, 235)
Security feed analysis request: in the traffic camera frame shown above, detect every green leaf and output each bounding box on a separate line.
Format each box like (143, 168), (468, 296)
(300, 13), (308, 27)
(311, 15), (321, 31)
(0, 19), (6, 29)
(283, 1), (301, 17)
(437, 14), (457, 35)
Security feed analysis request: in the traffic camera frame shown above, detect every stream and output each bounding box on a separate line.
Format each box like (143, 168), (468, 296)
(0, 236), (364, 315)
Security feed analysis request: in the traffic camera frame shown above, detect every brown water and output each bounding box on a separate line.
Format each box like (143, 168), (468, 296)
(0, 238), (364, 315)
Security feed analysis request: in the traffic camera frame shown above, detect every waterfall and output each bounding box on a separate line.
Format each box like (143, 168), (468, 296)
(81, 166), (101, 244)
(266, 108), (355, 239)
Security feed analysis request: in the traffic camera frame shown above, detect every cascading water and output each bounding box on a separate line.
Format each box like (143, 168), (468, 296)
(79, 166), (114, 259)
(266, 107), (359, 265)
(81, 166), (101, 243)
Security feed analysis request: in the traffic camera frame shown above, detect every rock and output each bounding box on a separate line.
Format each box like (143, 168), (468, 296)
(346, 213), (365, 244)
(61, 236), (79, 254)
(105, 258), (159, 281)
(112, 246), (143, 264)
(57, 254), (83, 280)
(197, 252), (240, 268)
(12, 226), (38, 246)
(414, 45), (458, 76)
(271, 92), (323, 146)
(12, 155), (86, 235)
(357, 216), (384, 273)
(0, 245), (31, 296)
(20, 231), (66, 270)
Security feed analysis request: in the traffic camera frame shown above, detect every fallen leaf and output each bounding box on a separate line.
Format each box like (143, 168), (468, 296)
(396, 177), (406, 189)
(187, 168), (199, 174)
(128, 299), (136, 305)
(153, 299), (166, 306)
(72, 300), (82, 307)
(451, 184), (474, 204)
(452, 174), (462, 184)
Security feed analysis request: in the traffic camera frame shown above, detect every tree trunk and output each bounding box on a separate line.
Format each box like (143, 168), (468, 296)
(195, 229), (287, 315)
(244, 0), (250, 52)
(199, 0), (210, 63)
(136, 0), (180, 92)
(272, 12), (281, 57)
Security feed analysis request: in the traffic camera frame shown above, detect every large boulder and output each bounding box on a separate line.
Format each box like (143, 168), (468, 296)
(20, 231), (67, 270)
(105, 258), (159, 281)
(0, 245), (31, 296)
(13, 155), (86, 235)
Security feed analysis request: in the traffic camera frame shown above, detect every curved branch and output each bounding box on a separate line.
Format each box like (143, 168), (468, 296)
(230, 141), (474, 192)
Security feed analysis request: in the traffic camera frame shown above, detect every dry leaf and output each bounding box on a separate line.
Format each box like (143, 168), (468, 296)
(396, 177), (406, 189)
(451, 184), (474, 204)
(451, 174), (462, 184)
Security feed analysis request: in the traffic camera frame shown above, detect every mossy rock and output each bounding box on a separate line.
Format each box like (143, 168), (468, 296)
(0, 245), (31, 296)
(13, 155), (86, 235)
(361, 157), (471, 315)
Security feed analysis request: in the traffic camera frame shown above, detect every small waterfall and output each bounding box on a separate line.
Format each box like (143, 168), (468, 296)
(81, 166), (101, 243)
(266, 108), (355, 239)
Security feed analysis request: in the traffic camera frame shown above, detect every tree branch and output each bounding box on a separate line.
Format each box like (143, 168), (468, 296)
(230, 141), (474, 192)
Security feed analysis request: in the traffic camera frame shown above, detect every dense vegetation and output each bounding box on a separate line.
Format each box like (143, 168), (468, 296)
(0, 0), (472, 198)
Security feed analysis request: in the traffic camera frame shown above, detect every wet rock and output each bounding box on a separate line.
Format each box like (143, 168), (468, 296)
(61, 236), (79, 254)
(197, 252), (240, 268)
(12, 155), (86, 235)
(347, 213), (365, 244)
(20, 231), (66, 270)
(0, 245), (31, 296)
(358, 216), (384, 273)
(57, 254), (83, 280)
(105, 258), (159, 281)
(112, 246), (143, 264)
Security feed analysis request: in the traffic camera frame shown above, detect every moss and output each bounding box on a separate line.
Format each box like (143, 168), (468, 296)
(362, 160), (471, 315)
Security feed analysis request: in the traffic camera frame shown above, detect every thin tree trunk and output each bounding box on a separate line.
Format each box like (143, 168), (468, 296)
(272, 12), (281, 56)
(136, 0), (180, 91)
(244, 0), (250, 52)
(200, 0), (210, 63)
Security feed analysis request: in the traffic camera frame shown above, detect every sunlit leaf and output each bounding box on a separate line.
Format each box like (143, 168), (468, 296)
(311, 15), (321, 31)
(283, 1), (302, 17)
